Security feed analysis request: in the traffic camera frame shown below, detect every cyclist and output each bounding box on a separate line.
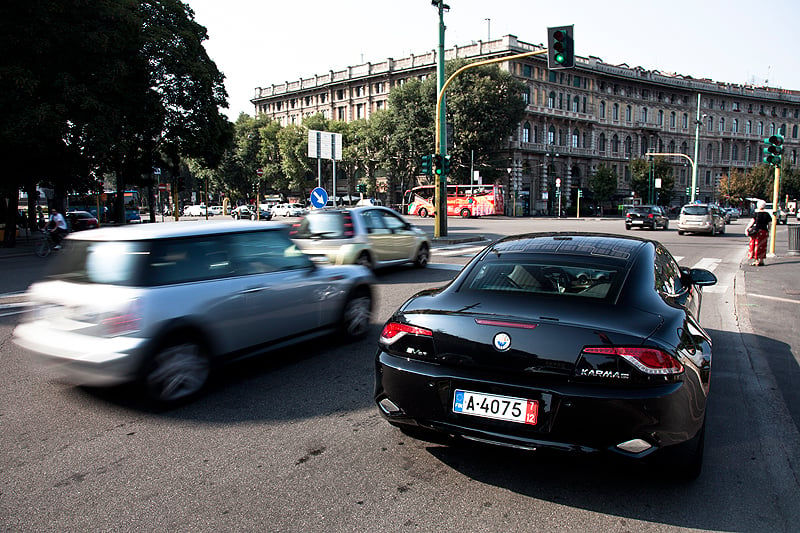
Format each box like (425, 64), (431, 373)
(47, 207), (68, 249)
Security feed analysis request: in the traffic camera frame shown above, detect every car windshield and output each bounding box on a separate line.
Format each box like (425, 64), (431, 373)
(682, 206), (709, 216)
(293, 212), (347, 239)
(460, 259), (622, 300)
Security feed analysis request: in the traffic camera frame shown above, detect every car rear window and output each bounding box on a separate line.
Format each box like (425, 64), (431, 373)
(293, 212), (348, 239)
(460, 260), (622, 300)
(681, 206), (709, 216)
(45, 240), (149, 286)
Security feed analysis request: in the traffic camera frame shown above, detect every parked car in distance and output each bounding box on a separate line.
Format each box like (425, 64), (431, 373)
(273, 203), (307, 217)
(375, 232), (717, 479)
(208, 205), (224, 216)
(625, 205), (669, 230)
(720, 207), (739, 224)
(677, 204), (726, 235)
(183, 204), (209, 217)
(765, 203), (788, 224)
(13, 221), (375, 405)
(65, 210), (99, 231)
(290, 206), (430, 270)
(231, 205), (272, 221)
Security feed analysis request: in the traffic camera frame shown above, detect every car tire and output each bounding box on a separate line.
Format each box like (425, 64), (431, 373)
(663, 220), (669, 230)
(250, 214), (256, 220)
(678, 230), (684, 235)
(710, 225), (716, 236)
(340, 290), (372, 340)
(414, 243), (429, 268)
(141, 337), (211, 405)
(355, 252), (373, 270)
(460, 208), (471, 218)
(625, 225), (631, 230)
(419, 208), (428, 218)
(656, 419), (705, 481)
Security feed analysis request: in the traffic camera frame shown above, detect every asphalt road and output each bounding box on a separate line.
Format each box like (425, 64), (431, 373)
(1, 217), (798, 532)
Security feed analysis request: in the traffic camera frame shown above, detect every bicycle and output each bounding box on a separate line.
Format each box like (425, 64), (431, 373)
(35, 229), (64, 257)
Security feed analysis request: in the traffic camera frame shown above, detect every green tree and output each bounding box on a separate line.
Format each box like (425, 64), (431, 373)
(589, 165), (618, 212)
(630, 157), (674, 205)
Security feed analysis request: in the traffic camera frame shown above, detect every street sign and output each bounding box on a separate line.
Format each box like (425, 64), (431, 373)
(256, 168), (264, 177)
(157, 183), (167, 191)
(310, 187), (328, 209)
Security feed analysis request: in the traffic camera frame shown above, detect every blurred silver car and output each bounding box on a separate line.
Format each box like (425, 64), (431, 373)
(677, 204), (726, 235)
(13, 221), (374, 404)
(290, 206), (430, 270)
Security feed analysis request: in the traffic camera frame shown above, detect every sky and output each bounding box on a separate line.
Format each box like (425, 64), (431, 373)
(184, 0), (800, 120)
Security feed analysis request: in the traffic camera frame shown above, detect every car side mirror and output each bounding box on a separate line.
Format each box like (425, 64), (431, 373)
(689, 268), (717, 287)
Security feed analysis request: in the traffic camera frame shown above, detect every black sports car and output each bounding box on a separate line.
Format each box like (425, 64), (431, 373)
(374, 233), (717, 479)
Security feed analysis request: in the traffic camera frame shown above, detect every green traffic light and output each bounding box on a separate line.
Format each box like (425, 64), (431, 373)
(555, 53), (565, 64)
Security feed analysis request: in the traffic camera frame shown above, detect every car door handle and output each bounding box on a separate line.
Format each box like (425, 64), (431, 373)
(239, 287), (267, 294)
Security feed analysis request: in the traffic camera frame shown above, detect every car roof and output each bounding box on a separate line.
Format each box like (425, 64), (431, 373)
(67, 221), (285, 242)
(483, 232), (649, 264)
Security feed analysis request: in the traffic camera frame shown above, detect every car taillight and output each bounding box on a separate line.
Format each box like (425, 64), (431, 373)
(647, 214), (654, 219)
(380, 322), (433, 344)
(582, 346), (683, 375)
(100, 300), (142, 337)
(343, 213), (355, 238)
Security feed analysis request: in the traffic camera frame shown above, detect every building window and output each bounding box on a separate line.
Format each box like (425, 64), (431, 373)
(626, 105), (632, 122)
(548, 92), (556, 108)
(624, 136), (632, 157)
(769, 123), (775, 135)
(558, 93), (563, 109)
(572, 129), (579, 148)
(732, 144), (739, 161)
(719, 118), (725, 133)
(641, 107), (648, 124)
(668, 140), (676, 153)
(706, 144), (713, 162)
(732, 119), (738, 133)
(657, 110), (664, 126)
(598, 133), (606, 152)
(572, 96), (579, 113)
(670, 112), (676, 128)
(680, 168), (686, 185)
(613, 103), (619, 120)
(356, 103), (364, 119)
(793, 124), (799, 138)
(523, 65), (532, 77)
(600, 101), (606, 118)
(746, 121), (751, 134)
(758, 122), (764, 136)
(337, 107), (346, 120)
(548, 126), (555, 144)
(522, 122), (531, 143)
(612, 134), (620, 153)
(705, 170), (712, 186)
(336, 89), (345, 100)
(523, 87), (530, 104)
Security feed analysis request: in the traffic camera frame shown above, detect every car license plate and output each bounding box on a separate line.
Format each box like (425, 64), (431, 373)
(632, 220), (643, 225)
(453, 389), (538, 425)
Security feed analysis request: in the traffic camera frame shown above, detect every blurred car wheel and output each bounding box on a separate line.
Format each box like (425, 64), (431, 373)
(341, 292), (372, 339)
(142, 338), (210, 405)
(414, 244), (429, 268)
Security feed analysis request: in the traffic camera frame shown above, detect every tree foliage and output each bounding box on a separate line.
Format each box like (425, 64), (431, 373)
(630, 157), (675, 205)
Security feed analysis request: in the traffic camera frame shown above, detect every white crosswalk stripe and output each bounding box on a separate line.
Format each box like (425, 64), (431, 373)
(434, 245), (489, 257)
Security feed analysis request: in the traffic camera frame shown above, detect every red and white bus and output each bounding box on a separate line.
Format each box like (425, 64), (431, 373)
(405, 184), (504, 218)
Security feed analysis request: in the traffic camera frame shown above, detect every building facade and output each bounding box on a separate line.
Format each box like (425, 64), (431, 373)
(251, 35), (800, 214)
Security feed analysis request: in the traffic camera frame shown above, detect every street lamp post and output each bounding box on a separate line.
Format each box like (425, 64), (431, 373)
(691, 94), (708, 203)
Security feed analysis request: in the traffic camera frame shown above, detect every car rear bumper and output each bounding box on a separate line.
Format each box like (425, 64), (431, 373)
(13, 321), (147, 386)
(375, 351), (705, 456)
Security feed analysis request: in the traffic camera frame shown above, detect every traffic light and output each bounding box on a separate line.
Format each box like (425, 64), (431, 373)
(763, 133), (783, 166)
(547, 25), (574, 69)
(686, 187), (691, 196)
(442, 155), (451, 175)
(357, 183), (367, 193)
(434, 154), (444, 176)
(177, 176), (186, 191)
(421, 154), (433, 176)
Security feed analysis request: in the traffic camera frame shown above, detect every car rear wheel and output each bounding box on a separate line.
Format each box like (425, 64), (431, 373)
(414, 243), (429, 268)
(460, 208), (471, 218)
(356, 252), (373, 270)
(418, 208), (428, 218)
(340, 291), (371, 340)
(142, 338), (210, 405)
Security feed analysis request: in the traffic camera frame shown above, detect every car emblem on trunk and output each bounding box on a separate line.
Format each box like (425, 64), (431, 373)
(493, 332), (511, 351)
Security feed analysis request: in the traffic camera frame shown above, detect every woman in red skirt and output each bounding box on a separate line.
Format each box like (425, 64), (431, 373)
(745, 200), (771, 266)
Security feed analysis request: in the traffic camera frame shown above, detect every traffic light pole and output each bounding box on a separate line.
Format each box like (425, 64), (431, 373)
(434, 0), (447, 238)
(769, 164), (781, 256)
(432, 48), (548, 236)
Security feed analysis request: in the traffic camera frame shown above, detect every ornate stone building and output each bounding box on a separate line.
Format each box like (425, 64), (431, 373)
(251, 35), (800, 214)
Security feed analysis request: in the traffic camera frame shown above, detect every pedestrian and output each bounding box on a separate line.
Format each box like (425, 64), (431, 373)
(744, 199), (771, 266)
(46, 207), (68, 249)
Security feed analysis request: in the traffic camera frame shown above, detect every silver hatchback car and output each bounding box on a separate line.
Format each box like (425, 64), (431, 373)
(290, 206), (431, 270)
(13, 221), (374, 404)
(677, 204), (726, 236)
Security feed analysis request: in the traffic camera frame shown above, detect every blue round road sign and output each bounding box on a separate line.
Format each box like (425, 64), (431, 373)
(310, 187), (328, 208)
